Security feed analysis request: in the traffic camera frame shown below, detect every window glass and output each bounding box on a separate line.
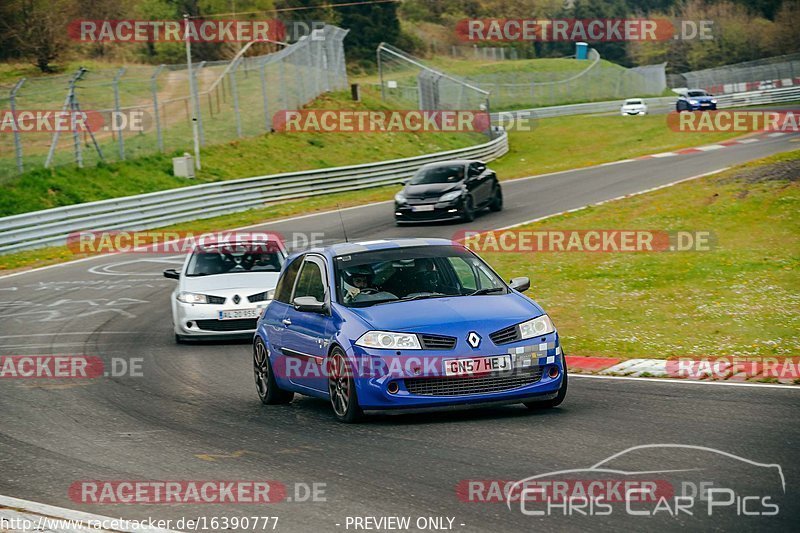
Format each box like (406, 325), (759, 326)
(293, 260), (326, 302)
(274, 256), (303, 303)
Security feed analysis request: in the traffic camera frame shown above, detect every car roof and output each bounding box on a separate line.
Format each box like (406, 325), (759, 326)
(299, 238), (462, 259)
(419, 159), (482, 169)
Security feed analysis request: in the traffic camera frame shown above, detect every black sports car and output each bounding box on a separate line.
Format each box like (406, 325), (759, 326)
(394, 160), (503, 224)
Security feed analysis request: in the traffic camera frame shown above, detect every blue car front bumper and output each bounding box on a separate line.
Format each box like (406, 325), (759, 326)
(347, 333), (565, 412)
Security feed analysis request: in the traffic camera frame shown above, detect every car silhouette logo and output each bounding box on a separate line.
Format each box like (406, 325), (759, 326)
(467, 331), (481, 348)
(233, 294), (241, 304)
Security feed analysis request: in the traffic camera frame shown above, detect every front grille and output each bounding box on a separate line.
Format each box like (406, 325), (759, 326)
(247, 291), (269, 303)
(404, 367), (542, 396)
(420, 334), (456, 350)
(207, 295), (226, 305)
(195, 318), (257, 331)
(490, 324), (520, 345)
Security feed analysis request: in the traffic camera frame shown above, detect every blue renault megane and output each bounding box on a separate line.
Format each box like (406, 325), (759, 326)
(252, 238), (567, 422)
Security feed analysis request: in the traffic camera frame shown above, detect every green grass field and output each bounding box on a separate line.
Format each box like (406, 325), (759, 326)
(481, 150), (800, 360)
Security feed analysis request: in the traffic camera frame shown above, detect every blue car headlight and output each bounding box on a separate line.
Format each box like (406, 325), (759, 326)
(439, 189), (463, 203)
(689, 99), (699, 105)
(518, 315), (555, 339)
(355, 331), (421, 350)
(711, 98), (718, 104)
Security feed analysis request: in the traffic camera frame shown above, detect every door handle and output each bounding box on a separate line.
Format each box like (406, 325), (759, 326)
(282, 318), (292, 326)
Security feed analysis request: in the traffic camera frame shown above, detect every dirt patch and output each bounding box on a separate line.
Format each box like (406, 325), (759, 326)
(720, 156), (800, 184)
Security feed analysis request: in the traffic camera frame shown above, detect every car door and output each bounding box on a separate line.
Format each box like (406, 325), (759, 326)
(280, 255), (333, 393)
(261, 255), (304, 359)
(467, 162), (492, 206)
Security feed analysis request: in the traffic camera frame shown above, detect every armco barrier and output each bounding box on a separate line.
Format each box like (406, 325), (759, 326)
(492, 86), (800, 120)
(0, 132), (508, 254)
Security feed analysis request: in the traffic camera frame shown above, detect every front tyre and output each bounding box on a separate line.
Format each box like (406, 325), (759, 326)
(461, 195), (476, 222)
(328, 347), (363, 423)
(524, 369), (568, 410)
(254, 337), (294, 405)
(489, 186), (503, 212)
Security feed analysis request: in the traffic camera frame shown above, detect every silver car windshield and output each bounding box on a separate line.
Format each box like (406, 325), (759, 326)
(185, 243), (285, 277)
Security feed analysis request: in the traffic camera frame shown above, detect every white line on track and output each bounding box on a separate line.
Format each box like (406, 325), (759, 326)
(495, 167), (730, 230)
(572, 373), (799, 390)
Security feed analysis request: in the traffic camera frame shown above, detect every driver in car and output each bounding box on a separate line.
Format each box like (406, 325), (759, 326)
(343, 266), (378, 304)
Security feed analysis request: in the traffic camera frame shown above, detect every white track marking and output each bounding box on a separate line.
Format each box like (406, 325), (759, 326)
(572, 373), (798, 390)
(0, 332), (136, 339)
(696, 145), (724, 151)
(495, 167), (730, 230)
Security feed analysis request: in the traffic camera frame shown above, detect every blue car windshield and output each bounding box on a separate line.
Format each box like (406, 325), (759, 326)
(334, 245), (507, 307)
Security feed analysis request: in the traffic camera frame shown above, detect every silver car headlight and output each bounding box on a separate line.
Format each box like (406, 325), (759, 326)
(177, 291), (210, 304)
(355, 331), (421, 350)
(395, 192), (407, 204)
(439, 189), (463, 202)
(518, 315), (555, 339)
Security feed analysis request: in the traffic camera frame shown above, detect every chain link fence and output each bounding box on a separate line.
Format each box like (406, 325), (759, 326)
(375, 43), (491, 126)
(0, 25), (349, 178)
(375, 45), (665, 113)
(670, 52), (800, 94)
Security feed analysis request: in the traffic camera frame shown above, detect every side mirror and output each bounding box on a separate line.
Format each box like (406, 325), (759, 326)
(266, 289), (276, 300)
(401, 177), (411, 185)
(508, 276), (530, 292)
(163, 268), (180, 280)
(293, 296), (327, 313)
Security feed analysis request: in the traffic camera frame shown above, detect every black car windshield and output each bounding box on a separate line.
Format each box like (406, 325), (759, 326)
(185, 243), (285, 276)
(409, 164), (466, 185)
(687, 90), (710, 97)
(334, 245), (507, 307)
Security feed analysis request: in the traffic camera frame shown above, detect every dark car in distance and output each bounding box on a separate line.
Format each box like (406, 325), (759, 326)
(394, 160), (503, 224)
(676, 89), (718, 111)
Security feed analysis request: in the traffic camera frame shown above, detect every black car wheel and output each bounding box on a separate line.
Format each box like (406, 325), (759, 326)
(328, 347), (363, 423)
(254, 337), (294, 405)
(489, 186), (503, 212)
(524, 368), (568, 410)
(461, 195), (476, 222)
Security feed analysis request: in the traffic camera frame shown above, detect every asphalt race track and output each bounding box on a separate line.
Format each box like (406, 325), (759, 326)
(1, 132), (798, 532)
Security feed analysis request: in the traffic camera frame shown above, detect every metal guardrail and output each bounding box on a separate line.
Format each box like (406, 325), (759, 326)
(491, 85), (800, 120)
(0, 133), (508, 254)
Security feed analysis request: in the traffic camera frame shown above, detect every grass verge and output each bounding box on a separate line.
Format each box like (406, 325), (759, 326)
(481, 150), (799, 360)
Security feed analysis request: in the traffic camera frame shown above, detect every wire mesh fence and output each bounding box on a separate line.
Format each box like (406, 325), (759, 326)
(0, 25), (349, 178)
(375, 43), (491, 130)
(671, 52), (800, 94)
(375, 45), (666, 113)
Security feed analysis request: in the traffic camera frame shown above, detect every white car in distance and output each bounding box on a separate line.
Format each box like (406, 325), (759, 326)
(164, 239), (287, 342)
(620, 98), (648, 116)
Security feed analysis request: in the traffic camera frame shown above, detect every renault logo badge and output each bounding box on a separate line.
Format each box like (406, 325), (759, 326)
(233, 294), (241, 304)
(467, 332), (481, 348)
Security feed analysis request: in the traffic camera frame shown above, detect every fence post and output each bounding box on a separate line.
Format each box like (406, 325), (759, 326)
(151, 65), (165, 152)
(193, 61), (206, 145)
(45, 68), (85, 169)
(377, 44), (385, 101)
(113, 67), (126, 160)
(279, 58), (290, 110)
(10, 79), (25, 174)
(229, 59), (242, 137)
(259, 59), (270, 132)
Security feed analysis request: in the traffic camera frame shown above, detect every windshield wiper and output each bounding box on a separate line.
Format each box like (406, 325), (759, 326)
(468, 287), (505, 296)
(396, 293), (450, 302)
